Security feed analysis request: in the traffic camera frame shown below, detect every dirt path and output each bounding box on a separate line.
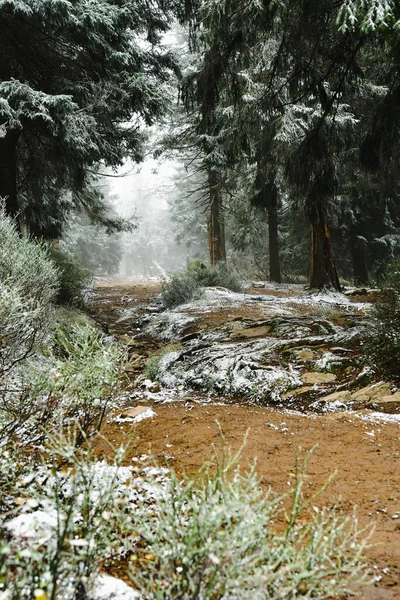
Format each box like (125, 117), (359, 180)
(93, 281), (400, 599)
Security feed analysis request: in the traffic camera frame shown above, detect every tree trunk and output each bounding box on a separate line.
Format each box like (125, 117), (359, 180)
(0, 130), (19, 222)
(350, 231), (369, 286)
(268, 190), (281, 283)
(309, 205), (341, 291)
(207, 169), (226, 265)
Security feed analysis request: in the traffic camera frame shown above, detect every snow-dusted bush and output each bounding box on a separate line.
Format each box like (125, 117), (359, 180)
(47, 247), (91, 307)
(0, 436), (135, 599)
(0, 209), (123, 445)
(162, 262), (242, 308)
(131, 447), (370, 599)
(0, 207), (59, 376)
(0, 438), (371, 600)
(1, 322), (125, 446)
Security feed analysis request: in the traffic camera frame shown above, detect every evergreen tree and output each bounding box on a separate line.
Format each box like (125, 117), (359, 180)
(0, 0), (177, 235)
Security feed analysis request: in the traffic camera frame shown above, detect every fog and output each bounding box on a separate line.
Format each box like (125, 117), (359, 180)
(106, 157), (190, 280)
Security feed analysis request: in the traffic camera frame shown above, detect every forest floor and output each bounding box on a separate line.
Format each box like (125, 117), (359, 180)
(91, 280), (400, 599)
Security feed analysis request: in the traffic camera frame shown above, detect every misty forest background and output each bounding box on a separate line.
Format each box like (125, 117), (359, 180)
(3, 0), (400, 289)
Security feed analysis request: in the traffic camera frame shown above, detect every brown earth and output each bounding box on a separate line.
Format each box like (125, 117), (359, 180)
(92, 281), (400, 599)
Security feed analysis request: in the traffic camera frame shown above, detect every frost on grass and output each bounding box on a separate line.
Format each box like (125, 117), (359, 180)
(156, 340), (302, 402)
(130, 450), (372, 600)
(1, 438), (372, 600)
(1, 449), (169, 600)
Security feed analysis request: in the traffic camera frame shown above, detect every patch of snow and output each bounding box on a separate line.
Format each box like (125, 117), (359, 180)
(92, 575), (141, 600)
(132, 408), (157, 423)
(302, 290), (369, 311)
(178, 287), (295, 314)
(356, 412), (400, 424)
(113, 408), (157, 423)
(5, 509), (58, 539)
(145, 312), (197, 341)
(115, 308), (138, 324)
(321, 400), (348, 412)
(156, 340), (303, 402)
(315, 352), (344, 371)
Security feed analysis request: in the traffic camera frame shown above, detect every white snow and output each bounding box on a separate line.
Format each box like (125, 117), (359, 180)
(176, 286), (370, 314)
(5, 509), (58, 539)
(114, 408), (157, 423)
(92, 575), (141, 600)
(356, 412), (400, 424)
(132, 408), (157, 423)
(145, 312), (197, 340)
(156, 340), (303, 402)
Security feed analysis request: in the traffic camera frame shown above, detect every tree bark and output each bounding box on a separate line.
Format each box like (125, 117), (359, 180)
(0, 129), (19, 222)
(207, 169), (226, 265)
(267, 187), (281, 283)
(350, 231), (369, 286)
(309, 205), (341, 291)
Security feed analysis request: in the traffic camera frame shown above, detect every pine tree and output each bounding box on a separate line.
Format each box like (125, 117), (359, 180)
(0, 0), (177, 235)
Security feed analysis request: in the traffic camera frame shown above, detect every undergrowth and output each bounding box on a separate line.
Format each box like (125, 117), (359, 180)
(47, 247), (91, 307)
(162, 261), (242, 308)
(365, 260), (400, 382)
(0, 436), (372, 600)
(130, 443), (372, 599)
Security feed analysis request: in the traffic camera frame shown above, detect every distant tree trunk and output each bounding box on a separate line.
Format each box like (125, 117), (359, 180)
(267, 188), (281, 284)
(253, 164), (281, 283)
(309, 204), (341, 291)
(0, 130), (19, 222)
(207, 169), (226, 265)
(350, 230), (369, 286)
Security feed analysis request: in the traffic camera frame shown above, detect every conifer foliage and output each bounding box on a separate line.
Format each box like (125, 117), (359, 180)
(0, 0), (176, 235)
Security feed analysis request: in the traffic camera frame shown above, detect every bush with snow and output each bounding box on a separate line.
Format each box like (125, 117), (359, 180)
(0, 439), (372, 600)
(0, 208), (124, 445)
(0, 207), (58, 377)
(162, 262), (242, 308)
(0, 437), (136, 599)
(129, 446), (371, 599)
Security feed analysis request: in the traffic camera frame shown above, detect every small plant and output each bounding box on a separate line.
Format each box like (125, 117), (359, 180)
(47, 247), (91, 307)
(18, 324), (125, 445)
(162, 262), (242, 308)
(145, 355), (162, 381)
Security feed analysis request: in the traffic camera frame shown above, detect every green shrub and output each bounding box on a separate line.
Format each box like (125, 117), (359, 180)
(0, 208), (59, 376)
(47, 247), (91, 306)
(13, 323), (125, 445)
(365, 260), (400, 380)
(162, 262), (242, 308)
(145, 355), (163, 381)
(130, 446), (370, 599)
(0, 435), (132, 599)
(0, 439), (371, 600)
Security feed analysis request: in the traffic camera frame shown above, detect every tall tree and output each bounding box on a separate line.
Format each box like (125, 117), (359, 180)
(0, 0), (177, 235)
